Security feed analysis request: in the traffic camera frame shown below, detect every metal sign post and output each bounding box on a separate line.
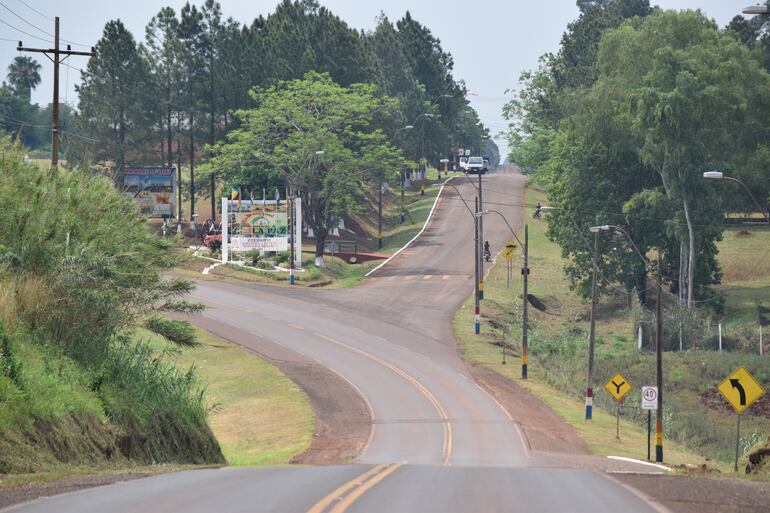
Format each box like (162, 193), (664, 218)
(605, 373), (632, 440)
(718, 367), (766, 471)
(642, 386), (658, 460)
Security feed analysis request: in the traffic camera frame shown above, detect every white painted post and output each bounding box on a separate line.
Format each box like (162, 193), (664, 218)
(638, 325), (643, 350)
(221, 197), (228, 264)
(294, 196), (302, 269)
(718, 322), (722, 352)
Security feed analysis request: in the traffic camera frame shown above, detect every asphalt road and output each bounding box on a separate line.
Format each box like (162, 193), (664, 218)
(4, 171), (668, 513)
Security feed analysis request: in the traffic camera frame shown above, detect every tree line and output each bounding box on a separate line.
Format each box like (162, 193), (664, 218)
(66, 0), (490, 220)
(506, 0), (770, 314)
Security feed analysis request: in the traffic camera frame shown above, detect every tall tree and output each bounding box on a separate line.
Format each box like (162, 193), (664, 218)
(201, 0), (222, 219)
(179, 3), (205, 217)
(145, 7), (183, 168)
(7, 56), (41, 103)
(76, 20), (152, 187)
(206, 72), (408, 264)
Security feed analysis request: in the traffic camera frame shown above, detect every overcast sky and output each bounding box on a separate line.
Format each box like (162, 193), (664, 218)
(0, 0), (754, 158)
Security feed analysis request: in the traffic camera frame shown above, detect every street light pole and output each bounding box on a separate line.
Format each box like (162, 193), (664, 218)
(655, 251), (664, 462)
(585, 228), (602, 420)
(475, 197), (481, 334)
(378, 178), (383, 249)
(522, 224), (529, 379)
(478, 169), (484, 300)
(704, 171), (769, 224)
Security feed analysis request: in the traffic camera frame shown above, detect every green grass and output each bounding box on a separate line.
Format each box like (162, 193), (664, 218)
(715, 225), (770, 325)
(143, 327), (314, 466)
(454, 184), (770, 473)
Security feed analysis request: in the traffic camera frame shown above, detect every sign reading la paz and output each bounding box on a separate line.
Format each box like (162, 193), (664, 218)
(605, 373), (631, 401)
(717, 367), (765, 414)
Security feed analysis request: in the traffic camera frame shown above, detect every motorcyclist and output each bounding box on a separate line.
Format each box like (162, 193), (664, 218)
(533, 202), (542, 219)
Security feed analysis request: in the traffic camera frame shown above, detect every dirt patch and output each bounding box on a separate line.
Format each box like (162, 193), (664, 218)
(613, 473), (770, 513)
(279, 361), (371, 465)
(468, 365), (590, 455)
(700, 389), (770, 419)
(736, 230), (752, 238)
(187, 316), (371, 466)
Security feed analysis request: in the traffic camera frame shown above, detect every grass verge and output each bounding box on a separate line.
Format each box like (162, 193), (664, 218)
(143, 327), (314, 466)
(142, 329), (315, 465)
(454, 184), (770, 474)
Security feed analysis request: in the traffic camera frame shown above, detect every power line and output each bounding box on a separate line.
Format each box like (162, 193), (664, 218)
(4, 2), (89, 47)
(0, 17), (52, 43)
(13, 0), (52, 21)
(0, 1), (52, 37)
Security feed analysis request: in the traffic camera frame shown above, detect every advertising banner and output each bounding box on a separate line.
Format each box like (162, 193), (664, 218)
(226, 198), (288, 253)
(124, 167), (175, 217)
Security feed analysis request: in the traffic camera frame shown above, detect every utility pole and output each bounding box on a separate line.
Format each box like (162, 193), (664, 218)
(522, 224), (529, 379)
(474, 197), (480, 335)
(478, 170), (484, 300)
(378, 178), (383, 249)
(656, 251), (664, 462)
(290, 187), (295, 286)
(18, 17), (94, 168)
(585, 230), (600, 420)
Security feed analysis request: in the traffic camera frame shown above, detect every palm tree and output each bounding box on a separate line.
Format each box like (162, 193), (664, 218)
(7, 56), (41, 102)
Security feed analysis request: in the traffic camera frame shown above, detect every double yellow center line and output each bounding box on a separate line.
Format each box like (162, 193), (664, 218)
(306, 464), (402, 513)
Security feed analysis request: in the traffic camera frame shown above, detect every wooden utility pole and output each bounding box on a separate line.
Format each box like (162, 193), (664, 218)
(18, 17), (94, 168)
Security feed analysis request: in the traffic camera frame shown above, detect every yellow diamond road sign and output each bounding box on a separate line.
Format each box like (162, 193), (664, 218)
(605, 373), (632, 401)
(502, 240), (517, 261)
(717, 367), (765, 414)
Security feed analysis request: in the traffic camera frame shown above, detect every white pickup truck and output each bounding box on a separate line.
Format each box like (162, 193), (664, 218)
(466, 156), (486, 174)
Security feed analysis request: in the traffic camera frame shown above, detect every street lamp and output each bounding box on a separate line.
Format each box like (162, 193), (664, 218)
(585, 225), (611, 421)
(703, 171), (769, 223)
(743, 4), (769, 15)
(397, 125), (415, 224)
(478, 208), (529, 379)
(592, 223), (665, 463)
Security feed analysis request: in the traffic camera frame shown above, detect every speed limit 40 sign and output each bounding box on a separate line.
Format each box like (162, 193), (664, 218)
(641, 386), (658, 410)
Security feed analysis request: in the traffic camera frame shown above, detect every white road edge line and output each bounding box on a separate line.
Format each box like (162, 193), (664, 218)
(474, 383), (531, 457)
(607, 456), (672, 472)
(599, 472), (676, 513)
(365, 176), (455, 278)
(321, 361), (378, 459)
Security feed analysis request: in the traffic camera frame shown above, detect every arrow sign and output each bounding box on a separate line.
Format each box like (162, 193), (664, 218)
(730, 379), (746, 406)
(718, 367), (765, 414)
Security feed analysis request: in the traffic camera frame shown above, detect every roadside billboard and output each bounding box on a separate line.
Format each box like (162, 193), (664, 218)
(124, 167), (176, 218)
(226, 198), (288, 252)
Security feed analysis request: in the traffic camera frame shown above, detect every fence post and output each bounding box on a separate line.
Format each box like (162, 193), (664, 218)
(718, 322), (722, 352)
(638, 325), (643, 351)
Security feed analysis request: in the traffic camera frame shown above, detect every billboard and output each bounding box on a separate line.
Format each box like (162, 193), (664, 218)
(124, 167), (176, 217)
(226, 198), (288, 253)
